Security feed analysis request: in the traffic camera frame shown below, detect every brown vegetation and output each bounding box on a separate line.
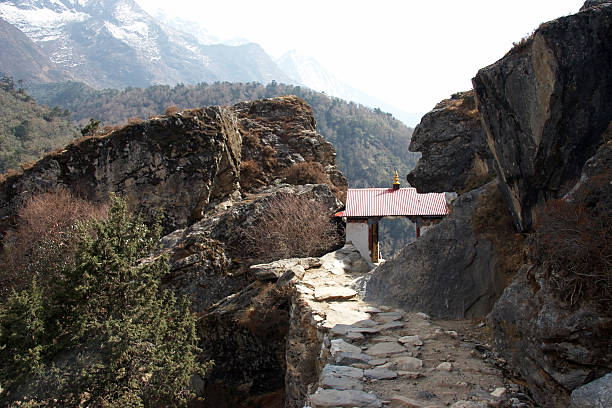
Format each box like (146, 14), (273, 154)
(472, 183), (526, 285)
(0, 189), (108, 296)
(238, 193), (341, 263)
(240, 159), (265, 190)
(164, 105), (179, 115)
(533, 171), (611, 309)
(282, 161), (329, 186)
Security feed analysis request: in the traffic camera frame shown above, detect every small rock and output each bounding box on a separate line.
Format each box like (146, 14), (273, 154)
(367, 342), (406, 356)
(416, 312), (430, 320)
(490, 387), (506, 398)
(397, 371), (423, 379)
(380, 306), (392, 311)
(415, 390), (437, 400)
(398, 335), (423, 346)
(389, 395), (425, 408)
(456, 381), (469, 387)
(364, 368), (398, 380)
(310, 389), (382, 408)
(392, 356), (423, 371)
(345, 331), (365, 341)
(368, 358), (388, 366)
(444, 330), (458, 338)
(361, 306), (383, 313)
(436, 362), (452, 371)
(314, 286), (357, 301)
(351, 363), (370, 370)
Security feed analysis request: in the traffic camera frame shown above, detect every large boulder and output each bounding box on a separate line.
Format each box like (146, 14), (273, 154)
(0, 106), (241, 233)
(472, 3), (612, 231)
(364, 182), (507, 318)
(488, 142), (612, 407)
(406, 90), (495, 193)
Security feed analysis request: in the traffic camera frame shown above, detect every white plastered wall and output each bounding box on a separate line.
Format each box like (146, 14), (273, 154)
(346, 221), (370, 261)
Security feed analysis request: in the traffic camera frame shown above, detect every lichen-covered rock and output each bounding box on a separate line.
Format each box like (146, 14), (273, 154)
(571, 372), (612, 407)
(472, 3), (612, 231)
(0, 106), (241, 233)
(365, 182), (505, 318)
(406, 90), (495, 193)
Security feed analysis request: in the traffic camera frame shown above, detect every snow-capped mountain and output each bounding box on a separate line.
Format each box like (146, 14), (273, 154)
(277, 50), (422, 126)
(0, 0), (293, 88)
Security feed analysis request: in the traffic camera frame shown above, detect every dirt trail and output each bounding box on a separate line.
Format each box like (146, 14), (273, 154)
(298, 245), (535, 408)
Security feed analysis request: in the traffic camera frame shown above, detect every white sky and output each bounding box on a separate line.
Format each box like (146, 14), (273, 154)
(136, 0), (583, 115)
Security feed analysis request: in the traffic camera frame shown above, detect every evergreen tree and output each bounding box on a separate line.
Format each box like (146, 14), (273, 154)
(0, 196), (207, 407)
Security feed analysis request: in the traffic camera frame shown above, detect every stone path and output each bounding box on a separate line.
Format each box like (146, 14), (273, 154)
(293, 245), (532, 408)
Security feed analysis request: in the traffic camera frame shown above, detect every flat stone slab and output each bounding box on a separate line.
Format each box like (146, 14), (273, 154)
(371, 336), (398, 343)
(322, 374), (363, 391)
(364, 367), (398, 380)
(398, 335), (423, 346)
(360, 306), (383, 313)
(335, 351), (373, 365)
(392, 356), (423, 371)
(376, 311), (403, 322)
(379, 321), (405, 330)
(368, 358), (388, 366)
(322, 364), (364, 378)
(353, 319), (378, 327)
(571, 372), (612, 408)
(331, 339), (362, 356)
(314, 286), (357, 301)
(310, 389), (382, 408)
(331, 324), (381, 336)
(321, 365), (364, 391)
(366, 342), (406, 356)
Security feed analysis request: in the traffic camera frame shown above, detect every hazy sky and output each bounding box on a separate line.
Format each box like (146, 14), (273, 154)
(136, 0), (583, 115)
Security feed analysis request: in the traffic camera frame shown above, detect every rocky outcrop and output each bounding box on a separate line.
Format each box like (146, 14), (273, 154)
(472, 3), (612, 231)
(365, 182), (507, 319)
(488, 142), (612, 407)
(406, 90), (495, 193)
(0, 106), (242, 233)
(235, 96), (347, 198)
(161, 183), (342, 313)
(0, 95), (347, 236)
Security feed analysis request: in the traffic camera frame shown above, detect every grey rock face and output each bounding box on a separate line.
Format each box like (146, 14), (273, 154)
(365, 182), (504, 318)
(407, 90), (495, 193)
(472, 4), (612, 231)
(488, 142), (612, 408)
(0, 106), (241, 234)
(489, 269), (612, 407)
(571, 372), (612, 407)
(580, 0), (612, 11)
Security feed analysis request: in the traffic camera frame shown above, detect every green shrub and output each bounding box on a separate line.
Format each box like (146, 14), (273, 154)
(0, 196), (208, 407)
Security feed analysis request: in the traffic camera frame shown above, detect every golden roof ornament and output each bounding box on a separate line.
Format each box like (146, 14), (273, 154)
(392, 170), (400, 190)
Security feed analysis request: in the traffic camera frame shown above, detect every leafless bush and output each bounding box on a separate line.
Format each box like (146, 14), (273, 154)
(0, 189), (108, 296)
(282, 161), (329, 186)
(164, 106), (179, 115)
(533, 172), (611, 309)
(239, 193), (341, 263)
(240, 159), (265, 190)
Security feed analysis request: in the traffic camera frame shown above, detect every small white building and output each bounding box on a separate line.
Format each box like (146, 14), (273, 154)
(335, 173), (448, 262)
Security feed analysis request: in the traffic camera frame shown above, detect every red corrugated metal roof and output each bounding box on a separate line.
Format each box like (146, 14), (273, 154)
(341, 188), (448, 217)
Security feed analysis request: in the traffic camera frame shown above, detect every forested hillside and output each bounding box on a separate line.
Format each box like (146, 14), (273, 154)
(29, 81), (419, 255)
(0, 76), (78, 173)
